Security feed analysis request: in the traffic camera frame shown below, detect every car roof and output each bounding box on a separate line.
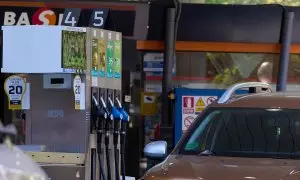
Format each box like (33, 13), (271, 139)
(211, 91), (300, 109)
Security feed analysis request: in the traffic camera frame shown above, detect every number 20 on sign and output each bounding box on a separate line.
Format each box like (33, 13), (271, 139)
(4, 75), (26, 110)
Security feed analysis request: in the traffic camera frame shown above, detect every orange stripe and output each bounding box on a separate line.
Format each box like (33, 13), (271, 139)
(0, 1), (45, 7)
(137, 40), (300, 54)
(0, 1), (135, 11)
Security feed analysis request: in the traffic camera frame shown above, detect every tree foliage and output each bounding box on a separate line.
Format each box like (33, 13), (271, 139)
(206, 52), (300, 87)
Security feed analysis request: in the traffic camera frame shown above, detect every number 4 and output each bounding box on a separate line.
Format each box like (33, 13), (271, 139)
(64, 12), (76, 26)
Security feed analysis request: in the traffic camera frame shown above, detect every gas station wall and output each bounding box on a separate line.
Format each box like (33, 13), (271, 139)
(147, 3), (300, 43)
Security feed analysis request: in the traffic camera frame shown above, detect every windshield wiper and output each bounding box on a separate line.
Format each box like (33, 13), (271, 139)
(197, 149), (214, 156)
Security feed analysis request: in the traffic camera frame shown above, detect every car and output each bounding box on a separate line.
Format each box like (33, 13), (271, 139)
(0, 122), (48, 180)
(142, 82), (300, 180)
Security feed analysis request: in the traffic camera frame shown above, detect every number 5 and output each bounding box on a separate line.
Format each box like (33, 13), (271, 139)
(93, 11), (104, 27)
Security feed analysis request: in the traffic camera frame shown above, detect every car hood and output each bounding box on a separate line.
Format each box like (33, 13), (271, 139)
(144, 155), (300, 180)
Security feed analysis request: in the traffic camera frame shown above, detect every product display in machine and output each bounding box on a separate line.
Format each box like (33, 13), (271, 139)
(106, 37), (114, 78)
(98, 38), (107, 77)
(113, 39), (121, 79)
(62, 30), (87, 70)
(92, 39), (99, 76)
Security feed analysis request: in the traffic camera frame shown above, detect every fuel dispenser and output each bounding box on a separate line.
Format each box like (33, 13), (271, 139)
(1, 25), (127, 180)
(88, 28), (125, 180)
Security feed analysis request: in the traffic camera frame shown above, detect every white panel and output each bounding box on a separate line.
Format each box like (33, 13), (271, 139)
(80, 82), (86, 110)
(22, 83), (30, 110)
(2, 26), (63, 73)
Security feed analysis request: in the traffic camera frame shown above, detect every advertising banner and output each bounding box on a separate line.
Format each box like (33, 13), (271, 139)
(91, 38), (99, 76)
(0, 7), (109, 27)
(113, 40), (121, 79)
(98, 31), (106, 77)
(73, 75), (85, 110)
(143, 53), (176, 76)
(61, 30), (87, 70)
(106, 32), (114, 78)
(4, 75), (27, 110)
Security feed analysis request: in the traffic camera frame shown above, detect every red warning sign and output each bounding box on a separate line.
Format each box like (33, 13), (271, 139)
(184, 116), (195, 129)
(207, 97), (217, 105)
(183, 96), (194, 114)
(183, 97), (194, 108)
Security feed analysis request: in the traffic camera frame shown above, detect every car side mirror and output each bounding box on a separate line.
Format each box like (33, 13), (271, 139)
(144, 141), (167, 160)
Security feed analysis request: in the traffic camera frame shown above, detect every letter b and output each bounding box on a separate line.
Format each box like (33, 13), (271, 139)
(4, 12), (16, 25)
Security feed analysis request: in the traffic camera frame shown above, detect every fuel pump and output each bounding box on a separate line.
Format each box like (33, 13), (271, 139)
(115, 97), (129, 180)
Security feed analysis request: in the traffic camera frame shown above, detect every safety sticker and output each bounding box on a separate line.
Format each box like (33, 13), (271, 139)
(195, 97), (205, 113)
(184, 116), (195, 130)
(182, 96), (194, 114)
(206, 96), (217, 105)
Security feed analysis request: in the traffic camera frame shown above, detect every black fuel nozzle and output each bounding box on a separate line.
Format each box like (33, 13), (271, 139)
(92, 95), (110, 143)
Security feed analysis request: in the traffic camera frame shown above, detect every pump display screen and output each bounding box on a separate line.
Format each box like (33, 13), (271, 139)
(51, 78), (64, 85)
(61, 30), (87, 70)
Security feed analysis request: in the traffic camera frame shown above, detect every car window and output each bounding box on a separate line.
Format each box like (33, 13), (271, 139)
(181, 108), (300, 158)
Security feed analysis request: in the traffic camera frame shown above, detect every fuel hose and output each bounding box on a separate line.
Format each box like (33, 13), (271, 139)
(113, 119), (120, 180)
(97, 118), (107, 180)
(120, 121), (127, 180)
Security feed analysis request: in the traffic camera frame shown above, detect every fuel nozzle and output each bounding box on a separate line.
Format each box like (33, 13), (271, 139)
(92, 95), (110, 119)
(115, 97), (129, 122)
(108, 97), (123, 121)
(108, 96), (123, 144)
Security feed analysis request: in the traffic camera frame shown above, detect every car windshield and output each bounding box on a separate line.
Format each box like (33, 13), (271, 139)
(180, 108), (300, 159)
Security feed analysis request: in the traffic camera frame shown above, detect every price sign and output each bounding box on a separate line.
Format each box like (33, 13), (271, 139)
(4, 75), (26, 110)
(61, 8), (81, 27)
(73, 75), (82, 110)
(89, 8), (109, 28)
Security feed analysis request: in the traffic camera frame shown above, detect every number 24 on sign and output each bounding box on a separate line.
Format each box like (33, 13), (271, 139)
(74, 85), (80, 94)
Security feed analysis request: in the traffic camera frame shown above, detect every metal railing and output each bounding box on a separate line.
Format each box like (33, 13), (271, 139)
(217, 82), (272, 104)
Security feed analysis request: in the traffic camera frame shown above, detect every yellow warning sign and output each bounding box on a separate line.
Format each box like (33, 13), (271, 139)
(196, 97), (205, 107)
(196, 107), (205, 112)
(195, 97), (205, 113)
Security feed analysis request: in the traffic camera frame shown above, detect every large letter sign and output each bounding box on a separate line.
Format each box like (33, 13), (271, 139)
(4, 75), (26, 110)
